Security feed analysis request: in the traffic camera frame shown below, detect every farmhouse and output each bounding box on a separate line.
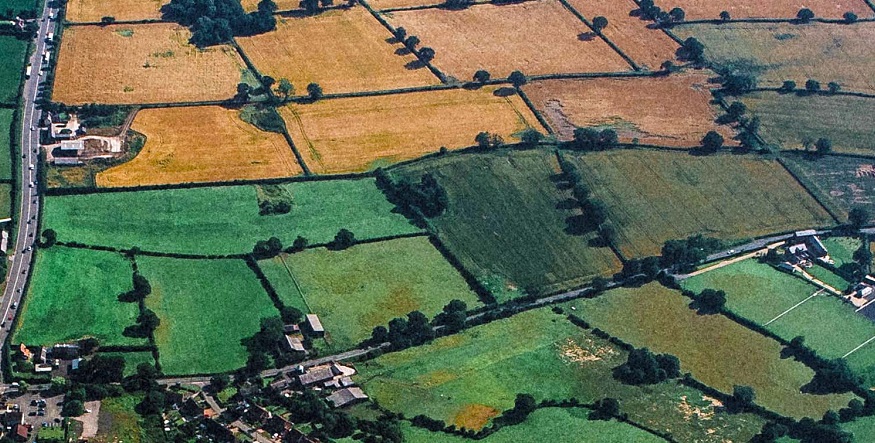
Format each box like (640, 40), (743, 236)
(784, 232), (831, 267)
(298, 365), (334, 386)
(59, 139), (84, 153)
(326, 387), (368, 408)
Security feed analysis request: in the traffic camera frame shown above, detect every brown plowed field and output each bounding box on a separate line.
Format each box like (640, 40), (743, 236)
(237, 8), (438, 95)
(566, 0), (678, 70)
(66, 0), (164, 22)
(386, 0), (631, 80)
(281, 87), (541, 174)
(652, 0), (872, 20)
(96, 106), (303, 187)
(53, 24), (248, 104)
(523, 74), (734, 147)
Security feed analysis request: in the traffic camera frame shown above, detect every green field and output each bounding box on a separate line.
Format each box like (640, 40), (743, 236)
(684, 259), (875, 384)
(783, 153), (875, 224)
(822, 236), (862, 270)
(843, 415), (875, 442)
(356, 307), (764, 442)
(92, 394), (163, 443)
(399, 408), (664, 443)
(805, 264), (851, 292)
(43, 179), (419, 255)
(673, 22), (875, 93)
(138, 256), (279, 375)
(682, 259), (819, 325)
(0, 108), (15, 180)
(395, 150), (622, 298)
(98, 352), (157, 377)
(0, 183), (12, 219)
(0, 36), (28, 104)
(14, 246), (145, 347)
(569, 150), (834, 258)
(0, 0), (37, 16)
(565, 283), (857, 419)
(260, 236), (482, 350)
(740, 91), (875, 155)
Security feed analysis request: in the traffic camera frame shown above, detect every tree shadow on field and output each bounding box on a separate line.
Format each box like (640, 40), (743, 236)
(405, 59), (426, 70)
(395, 47), (412, 55)
(549, 172), (573, 189)
(565, 214), (596, 236)
(493, 87), (516, 97)
(556, 198), (579, 210)
(386, 36), (401, 44)
(578, 32), (597, 41)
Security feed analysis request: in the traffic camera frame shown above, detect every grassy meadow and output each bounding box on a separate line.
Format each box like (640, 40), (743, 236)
(740, 91), (875, 155)
(569, 150), (834, 257)
(357, 307), (764, 442)
(0, 108), (15, 180)
(0, 36), (28, 104)
(399, 408), (665, 443)
(14, 247), (144, 347)
(782, 153), (875, 224)
(138, 257), (279, 375)
(395, 150), (622, 298)
(91, 394), (163, 443)
(43, 179), (419, 255)
(260, 236), (481, 350)
(565, 283), (857, 419)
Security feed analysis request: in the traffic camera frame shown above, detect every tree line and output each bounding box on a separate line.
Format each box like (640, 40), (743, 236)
(162, 0), (278, 46)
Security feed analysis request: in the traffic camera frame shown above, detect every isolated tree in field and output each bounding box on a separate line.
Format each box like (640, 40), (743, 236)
(277, 78), (293, 98)
(700, 130), (724, 153)
(40, 228), (56, 247)
(258, 0), (278, 12)
(404, 35), (420, 49)
(780, 80), (796, 92)
(292, 235), (309, 251)
(796, 8), (814, 22)
(473, 69), (490, 84)
(475, 131), (504, 149)
(591, 16), (608, 32)
(253, 236), (283, 258)
(668, 7), (685, 22)
(393, 26), (407, 41)
(844, 11), (858, 23)
(235, 82), (252, 101)
(261, 75), (275, 90)
(805, 79), (821, 93)
(332, 228), (356, 250)
(520, 128), (543, 145)
(815, 137), (832, 155)
(828, 81), (841, 94)
(418, 46), (435, 62)
(719, 10), (730, 21)
(508, 70), (527, 88)
(849, 207), (870, 230)
(697, 288), (726, 313)
(307, 82), (323, 100)
(677, 37), (704, 63)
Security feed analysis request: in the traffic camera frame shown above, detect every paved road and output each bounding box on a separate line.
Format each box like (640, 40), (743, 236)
(0, 2), (55, 383)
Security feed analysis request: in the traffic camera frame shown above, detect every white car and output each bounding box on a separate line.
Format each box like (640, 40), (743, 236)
(28, 164), (33, 170)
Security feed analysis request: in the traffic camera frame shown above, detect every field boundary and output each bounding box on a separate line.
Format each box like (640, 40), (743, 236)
(358, 0), (448, 83)
(667, 17), (875, 27)
(65, 18), (171, 26)
(775, 156), (843, 224)
(516, 88), (555, 135)
(555, 0), (640, 71)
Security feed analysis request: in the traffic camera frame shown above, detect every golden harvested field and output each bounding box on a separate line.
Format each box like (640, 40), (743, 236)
(386, 0), (631, 80)
(523, 73), (734, 147)
(367, 0), (446, 11)
(66, 0), (164, 22)
(237, 8), (438, 95)
(53, 24), (249, 105)
(566, 0), (677, 70)
(281, 87), (541, 174)
(240, 0), (301, 11)
(675, 22), (875, 94)
(96, 106), (303, 187)
(653, 0), (872, 20)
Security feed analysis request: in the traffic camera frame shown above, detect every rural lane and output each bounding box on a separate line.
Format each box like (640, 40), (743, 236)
(0, 1), (55, 383)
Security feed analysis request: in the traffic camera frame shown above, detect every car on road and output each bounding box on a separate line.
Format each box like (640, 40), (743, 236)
(29, 126), (34, 131)
(28, 164), (33, 170)
(12, 303), (17, 309)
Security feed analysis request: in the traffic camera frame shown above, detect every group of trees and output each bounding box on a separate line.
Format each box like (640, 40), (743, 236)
(243, 316), (308, 372)
(369, 310), (435, 350)
(431, 299), (468, 333)
(784, 336), (863, 394)
(612, 256), (661, 283)
(637, 0), (684, 24)
(614, 347), (681, 385)
(717, 101), (762, 151)
(568, 127), (618, 151)
(475, 131), (505, 149)
(660, 234), (723, 272)
(557, 156), (614, 245)
(693, 288), (726, 313)
(699, 130), (725, 153)
(375, 168), (449, 219)
(162, 0), (277, 46)
(800, 136), (833, 155)
(253, 236), (283, 258)
(118, 272), (152, 303)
